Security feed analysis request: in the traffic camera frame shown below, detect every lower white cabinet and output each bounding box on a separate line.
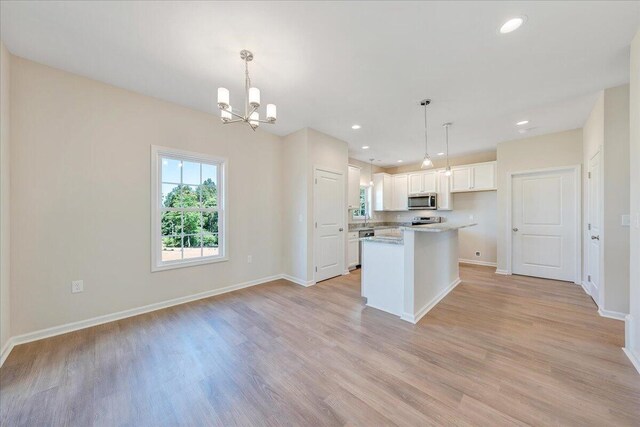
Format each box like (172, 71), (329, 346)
(348, 232), (359, 269)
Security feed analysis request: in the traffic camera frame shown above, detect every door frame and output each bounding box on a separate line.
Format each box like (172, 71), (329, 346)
(505, 165), (582, 283)
(313, 165), (347, 283)
(587, 149), (605, 307)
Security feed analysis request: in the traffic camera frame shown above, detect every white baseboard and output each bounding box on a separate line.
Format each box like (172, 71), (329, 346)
(281, 274), (315, 287)
(401, 277), (461, 324)
(0, 337), (15, 367)
(458, 259), (497, 267)
(581, 280), (594, 297)
(597, 308), (626, 321)
(0, 273), (295, 367)
(495, 269), (510, 275)
(623, 347), (640, 375)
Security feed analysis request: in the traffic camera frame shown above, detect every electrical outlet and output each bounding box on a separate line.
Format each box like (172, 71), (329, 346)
(247, 255), (253, 264)
(621, 214), (631, 227)
(71, 280), (84, 293)
(475, 251), (481, 257)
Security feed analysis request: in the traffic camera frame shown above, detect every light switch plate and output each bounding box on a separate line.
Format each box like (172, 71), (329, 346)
(621, 214), (631, 227)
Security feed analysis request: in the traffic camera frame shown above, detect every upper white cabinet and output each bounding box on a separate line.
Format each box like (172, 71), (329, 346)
(373, 173), (393, 211)
(391, 175), (408, 211)
(450, 161), (496, 193)
(408, 171), (437, 195)
(437, 171), (453, 211)
(347, 165), (361, 209)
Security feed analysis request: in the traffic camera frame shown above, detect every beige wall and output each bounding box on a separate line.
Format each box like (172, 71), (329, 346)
(627, 30), (640, 363)
(496, 129), (583, 273)
(282, 129), (309, 282)
(10, 57), (284, 335)
(0, 42), (10, 352)
(384, 151), (496, 175)
(602, 85), (630, 314)
(582, 85), (631, 315)
(307, 128), (349, 280)
(382, 191), (498, 265)
(281, 128), (349, 283)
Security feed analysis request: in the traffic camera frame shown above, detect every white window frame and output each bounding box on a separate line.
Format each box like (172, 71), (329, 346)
(151, 145), (228, 272)
(352, 185), (371, 220)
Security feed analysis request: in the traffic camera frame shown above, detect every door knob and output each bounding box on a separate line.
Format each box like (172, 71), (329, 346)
(591, 235), (600, 240)
(339, 228), (344, 232)
(512, 227), (518, 232)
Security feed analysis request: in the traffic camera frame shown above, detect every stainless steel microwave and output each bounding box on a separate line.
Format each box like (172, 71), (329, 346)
(408, 193), (437, 210)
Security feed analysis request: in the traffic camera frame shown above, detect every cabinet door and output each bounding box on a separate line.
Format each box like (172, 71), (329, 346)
(348, 239), (359, 268)
(437, 171), (452, 210)
(451, 167), (471, 192)
(392, 175), (408, 211)
(471, 162), (496, 190)
(408, 173), (423, 195)
(347, 166), (361, 209)
(423, 171), (437, 193)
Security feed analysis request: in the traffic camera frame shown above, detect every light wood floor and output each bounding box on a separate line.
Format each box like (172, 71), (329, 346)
(1, 265), (639, 426)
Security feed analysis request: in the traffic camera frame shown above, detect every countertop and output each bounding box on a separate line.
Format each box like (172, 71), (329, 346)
(360, 222), (477, 244)
(400, 222), (477, 232)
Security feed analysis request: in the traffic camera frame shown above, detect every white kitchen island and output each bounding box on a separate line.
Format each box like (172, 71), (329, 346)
(360, 223), (476, 323)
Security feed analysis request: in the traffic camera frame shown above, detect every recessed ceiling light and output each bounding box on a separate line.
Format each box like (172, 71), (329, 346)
(500, 16), (526, 34)
(516, 120), (529, 126)
(397, 160), (403, 163)
(362, 145), (370, 150)
(437, 152), (445, 156)
(352, 124), (361, 130)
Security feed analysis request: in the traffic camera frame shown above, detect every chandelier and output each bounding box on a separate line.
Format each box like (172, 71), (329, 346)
(217, 50), (277, 130)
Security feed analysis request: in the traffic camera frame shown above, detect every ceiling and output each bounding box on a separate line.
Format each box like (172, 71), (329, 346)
(2, 1), (639, 166)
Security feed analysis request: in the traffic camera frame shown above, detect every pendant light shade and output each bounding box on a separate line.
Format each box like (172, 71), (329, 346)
(420, 99), (433, 169)
(443, 122), (452, 176)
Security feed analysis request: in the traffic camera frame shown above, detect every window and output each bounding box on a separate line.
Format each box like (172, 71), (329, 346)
(352, 186), (371, 219)
(151, 146), (227, 271)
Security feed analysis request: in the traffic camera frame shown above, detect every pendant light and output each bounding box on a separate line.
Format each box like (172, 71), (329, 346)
(420, 99), (433, 169)
(443, 122), (452, 176)
(369, 158), (374, 186)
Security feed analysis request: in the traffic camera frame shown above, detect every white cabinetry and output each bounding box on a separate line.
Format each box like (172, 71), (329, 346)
(408, 171), (437, 195)
(373, 173), (393, 211)
(347, 165), (361, 209)
(391, 175), (408, 211)
(437, 171), (452, 210)
(450, 161), (496, 193)
(348, 231), (359, 270)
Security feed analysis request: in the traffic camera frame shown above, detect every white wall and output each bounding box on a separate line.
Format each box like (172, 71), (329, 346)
(0, 41), (10, 353)
(9, 56), (284, 336)
(496, 129), (583, 273)
(627, 29), (640, 370)
(382, 192), (497, 266)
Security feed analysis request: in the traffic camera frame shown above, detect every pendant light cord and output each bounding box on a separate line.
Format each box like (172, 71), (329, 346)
(445, 124), (450, 169)
(424, 103), (428, 155)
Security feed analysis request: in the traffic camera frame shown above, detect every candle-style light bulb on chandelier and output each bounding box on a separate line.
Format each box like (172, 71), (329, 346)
(217, 50), (277, 131)
(443, 122), (452, 176)
(420, 99), (433, 169)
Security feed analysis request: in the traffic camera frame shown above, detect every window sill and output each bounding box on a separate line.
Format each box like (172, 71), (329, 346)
(152, 255), (229, 272)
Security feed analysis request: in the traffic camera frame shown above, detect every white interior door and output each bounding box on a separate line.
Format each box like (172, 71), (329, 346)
(587, 152), (602, 302)
(512, 168), (578, 282)
(314, 168), (345, 282)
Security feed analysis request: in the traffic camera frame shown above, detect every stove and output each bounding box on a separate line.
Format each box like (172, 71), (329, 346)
(411, 216), (442, 226)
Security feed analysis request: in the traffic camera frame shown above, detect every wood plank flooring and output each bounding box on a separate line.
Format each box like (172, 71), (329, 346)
(1, 265), (639, 426)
